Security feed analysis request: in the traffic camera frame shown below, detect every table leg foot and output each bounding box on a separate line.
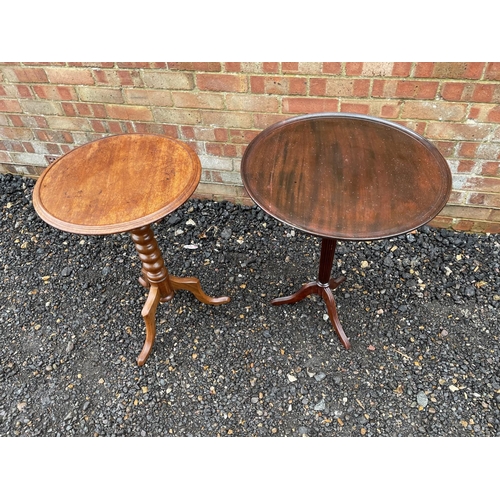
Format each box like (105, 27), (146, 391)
(271, 278), (350, 349)
(320, 286), (351, 349)
(329, 275), (346, 290)
(271, 281), (320, 305)
(137, 284), (161, 366)
(170, 276), (230, 305)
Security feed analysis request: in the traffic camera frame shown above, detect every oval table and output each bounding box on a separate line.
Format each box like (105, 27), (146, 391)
(33, 133), (230, 366)
(241, 112), (452, 349)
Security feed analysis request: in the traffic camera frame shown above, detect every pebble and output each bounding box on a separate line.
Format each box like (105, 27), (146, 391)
(61, 267), (72, 277)
(417, 392), (428, 407)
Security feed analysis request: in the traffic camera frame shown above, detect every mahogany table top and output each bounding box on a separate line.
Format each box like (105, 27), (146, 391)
(33, 134), (201, 235)
(241, 113), (452, 241)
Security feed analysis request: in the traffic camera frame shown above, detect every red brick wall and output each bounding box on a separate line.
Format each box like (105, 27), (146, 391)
(1, 62), (499, 233)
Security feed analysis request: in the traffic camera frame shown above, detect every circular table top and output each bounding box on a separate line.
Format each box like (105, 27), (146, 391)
(241, 113), (452, 241)
(33, 134), (201, 235)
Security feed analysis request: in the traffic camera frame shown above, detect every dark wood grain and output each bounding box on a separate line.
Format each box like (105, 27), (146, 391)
(33, 133), (201, 235)
(242, 113), (452, 350)
(241, 113), (452, 240)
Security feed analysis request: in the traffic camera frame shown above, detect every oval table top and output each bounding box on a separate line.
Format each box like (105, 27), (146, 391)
(241, 113), (452, 241)
(33, 134), (201, 235)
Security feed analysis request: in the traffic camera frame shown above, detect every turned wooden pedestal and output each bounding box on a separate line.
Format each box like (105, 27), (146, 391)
(33, 133), (229, 365)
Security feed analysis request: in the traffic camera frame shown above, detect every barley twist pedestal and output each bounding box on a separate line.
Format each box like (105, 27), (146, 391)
(33, 133), (230, 366)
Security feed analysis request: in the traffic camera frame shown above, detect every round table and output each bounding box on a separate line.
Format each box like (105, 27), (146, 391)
(33, 133), (230, 366)
(241, 112), (452, 349)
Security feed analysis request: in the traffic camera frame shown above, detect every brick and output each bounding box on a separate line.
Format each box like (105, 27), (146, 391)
(229, 129), (260, 144)
(480, 162), (500, 176)
(440, 204), (492, 220)
(484, 106), (500, 123)
(434, 141), (456, 157)
(10, 151), (49, 166)
(340, 102), (370, 114)
(282, 62), (299, 72)
(452, 220), (476, 231)
(283, 97), (339, 114)
(16, 85), (34, 98)
(263, 63), (279, 73)
(414, 62), (434, 77)
(1, 139), (24, 152)
(133, 123), (178, 137)
(75, 103), (93, 116)
(180, 126), (195, 139)
(476, 221), (500, 233)
(4, 67), (48, 83)
(153, 108), (202, 125)
(206, 143), (223, 156)
(172, 92), (225, 109)
(253, 113), (289, 130)
(113, 62), (150, 69)
(194, 181), (247, 201)
(345, 63), (363, 76)
(426, 122), (492, 141)
(458, 142), (479, 158)
(472, 83), (500, 103)
(380, 103), (401, 118)
(69, 62), (115, 68)
(0, 126), (33, 140)
(233, 62), (278, 73)
(456, 160), (476, 173)
(105, 104), (153, 121)
(62, 102), (76, 116)
(360, 62), (394, 76)
(45, 116), (93, 132)
(487, 208), (500, 220)
(322, 63), (342, 75)
(142, 71), (194, 90)
(45, 68), (94, 85)
(464, 176), (500, 192)
(394, 120), (427, 135)
(33, 85), (77, 100)
(282, 62), (322, 74)
(167, 62), (221, 72)
(225, 94), (279, 112)
(90, 120), (107, 133)
(35, 128), (72, 143)
(93, 69), (142, 87)
(223, 144), (239, 157)
(250, 76), (307, 95)
(19, 100), (62, 116)
(401, 101), (467, 121)
(9, 115), (23, 127)
(0, 99), (22, 112)
(224, 63), (241, 72)
(395, 81), (439, 99)
(123, 89), (173, 107)
(428, 62), (485, 80)
(310, 78), (370, 97)
(78, 87), (124, 103)
(180, 126), (219, 142)
(201, 111), (253, 129)
(392, 62), (412, 77)
(485, 63), (500, 81)
(197, 74), (247, 92)
(440, 82), (466, 101)
(198, 155), (234, 171)
(476, 143), (500, 160)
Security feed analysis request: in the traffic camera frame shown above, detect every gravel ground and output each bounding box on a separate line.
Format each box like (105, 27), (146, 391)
(1, 172), (500, 439)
